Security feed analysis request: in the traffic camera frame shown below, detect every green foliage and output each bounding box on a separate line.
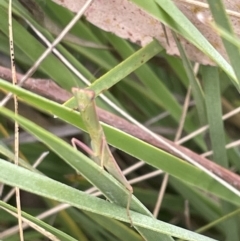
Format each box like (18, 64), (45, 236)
(0, 1), (240, 240)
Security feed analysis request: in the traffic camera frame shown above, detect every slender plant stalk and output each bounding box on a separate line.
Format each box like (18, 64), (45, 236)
(8, 1), (23, 240)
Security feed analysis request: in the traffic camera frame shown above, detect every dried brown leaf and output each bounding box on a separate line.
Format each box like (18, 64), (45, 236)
(51, 0), (240, 65)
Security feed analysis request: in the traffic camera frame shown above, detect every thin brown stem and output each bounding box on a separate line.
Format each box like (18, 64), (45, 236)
(8, 2), (24, 240)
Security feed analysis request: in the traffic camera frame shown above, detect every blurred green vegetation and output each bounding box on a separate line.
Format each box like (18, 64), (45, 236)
(0, 0), (240, 240)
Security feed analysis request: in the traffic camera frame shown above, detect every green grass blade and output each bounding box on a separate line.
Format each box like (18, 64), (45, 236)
(0, 160), (217, 241)
(89, 40), (163, 96)
(207, 0), (240, 88)
(84, 212), (142, 241)
(130, 0), (238, 89)
(107, 34), (183, 121)
(202, 66), (239, 240)
(173, 33), (207, 126)
(202, 66), (228, 167)
(0, 6), (77, 90)
(0, 106), (175, 241)
(0, 142), (38, 172)
(0, 201), (78, 241)
(0, 80), (240, 207)
(64, 39), (162, 108)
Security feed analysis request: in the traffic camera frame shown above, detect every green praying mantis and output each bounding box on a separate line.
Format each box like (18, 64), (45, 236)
(71, 88), (133, 224)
